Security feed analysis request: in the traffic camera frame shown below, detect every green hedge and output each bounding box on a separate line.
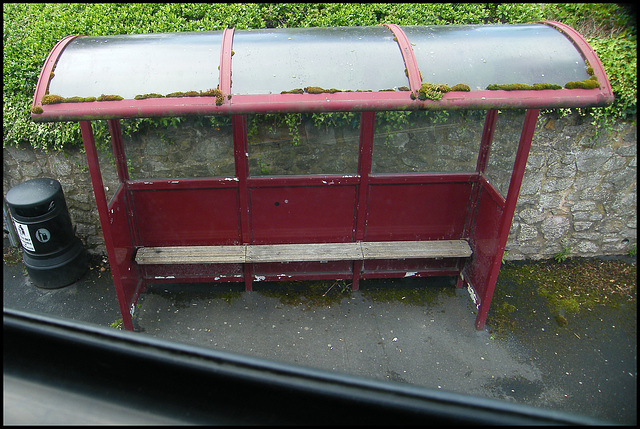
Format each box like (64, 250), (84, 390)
(3, 3), (636, 152)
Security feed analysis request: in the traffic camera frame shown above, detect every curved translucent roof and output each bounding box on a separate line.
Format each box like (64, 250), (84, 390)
(48, 32), (223, 100)
(403, 24), (591, 90)
(230, 26), (408, 95)
(32, 22), (613, 122)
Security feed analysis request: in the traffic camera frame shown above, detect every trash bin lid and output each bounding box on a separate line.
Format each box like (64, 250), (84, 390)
(6, 178), (63, 217)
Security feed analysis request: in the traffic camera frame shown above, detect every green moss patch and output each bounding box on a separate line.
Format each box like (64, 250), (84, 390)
(3, 245), (23, 265)
(41, 94), (119, 104)
(361, 281), (456, 306)
(41, 94), (65, 104)
(96, 94), (124, 101)
(304, 86), (341, 94)
(414, 82), (470, 101)
(41, 89), (224, 106)
(564, 77), (600, 89)
(537, 259), (634, 311)
(134, 93), (165, 100)
(490, 258), (636, 335)
(564, 61), (601, 89)
(164, 89), (224, 105)
(256, 280), (352, 310)
(486, 83), (563, 91)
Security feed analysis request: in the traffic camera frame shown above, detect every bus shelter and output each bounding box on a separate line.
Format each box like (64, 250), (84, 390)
(31, 22), (613, 331)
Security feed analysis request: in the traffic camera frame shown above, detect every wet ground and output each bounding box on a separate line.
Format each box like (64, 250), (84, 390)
(487, 258), (637, 423)
(3, 238), (637, 424)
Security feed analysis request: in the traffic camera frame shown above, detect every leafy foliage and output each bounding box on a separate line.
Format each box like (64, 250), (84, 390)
(3, 3), (636, 152)
(540, 3), (636, 38)
(589, 36), (637, 121)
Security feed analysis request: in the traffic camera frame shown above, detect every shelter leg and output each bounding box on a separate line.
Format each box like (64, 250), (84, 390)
(80, 121), (139, 331)
(455, 273), (465, 289)
(352, 261), (362, 291)
(244, 263), (253, 292)
(474, 109), (539, 330)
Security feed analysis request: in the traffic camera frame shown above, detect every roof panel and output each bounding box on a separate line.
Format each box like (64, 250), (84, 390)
(404, 24), (590, 90)
(48, 32), (222, 100)
(230, 26), (409, 95)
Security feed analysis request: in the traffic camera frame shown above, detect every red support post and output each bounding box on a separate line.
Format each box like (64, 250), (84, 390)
(232, 115), (253, 291)
(107, 119), (129, 183)
(476, 110), (498, 174)
(464, 109), (498, 238)
(474, 109), (539, 330)
(80, 121), (134, 331)
(353, 111), (376, 290)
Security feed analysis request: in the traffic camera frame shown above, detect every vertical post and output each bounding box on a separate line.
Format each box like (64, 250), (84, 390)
(476, 109), (499, 174)
(107, 118), (143, 269)
(232, 115), (253, 291)
(464, 109), (498, 238)
(107, 119), (129, 183)
(80, 121), (134, 331)
(107, 119), (138, 246)
(460, 110), (498, 289)
(475, 109), (539, 330)
(352, 111), (375, 290)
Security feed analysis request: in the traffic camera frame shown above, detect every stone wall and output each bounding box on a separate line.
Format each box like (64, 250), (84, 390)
(4, 141), (107, 252)
(508, 112), (637, 260)
(3, 111), (636, 260)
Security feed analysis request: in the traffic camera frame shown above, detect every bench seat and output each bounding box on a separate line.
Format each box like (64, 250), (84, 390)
(135, 240), (472, 265)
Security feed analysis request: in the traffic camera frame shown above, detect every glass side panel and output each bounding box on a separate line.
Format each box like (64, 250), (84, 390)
(122, 117), (235, 179)
(92, 121), (121, 203)
(402, 24), (591, 90)
(48, 32), (223, 100)
(247, 113), (360, 176)
(485, 110), (527, 197)
(231, 26), (409, 95)
(371, 111), (483, 174)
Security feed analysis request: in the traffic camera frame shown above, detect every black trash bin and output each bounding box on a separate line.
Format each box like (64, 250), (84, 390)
(6, 178), (88, 289)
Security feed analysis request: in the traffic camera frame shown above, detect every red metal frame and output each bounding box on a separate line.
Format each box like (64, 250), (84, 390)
(33, 87), (611, 122)
(219, 28), (234, 97)
(31, 35), (79, 112)
(383, 24), (421, 96)
(352, 112), (376, 289)
(32, 23), (613, 331)
(31, 22), (613, 123)
(462, 109), (540, 329)
(79, 108), (530, 331)
(80, 121), (141, 331)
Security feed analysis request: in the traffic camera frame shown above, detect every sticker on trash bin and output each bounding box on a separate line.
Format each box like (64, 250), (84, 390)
(13, 220), (35, 251)
(35, 228), (51, 243)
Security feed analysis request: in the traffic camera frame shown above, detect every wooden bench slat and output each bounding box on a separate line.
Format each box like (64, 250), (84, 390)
(135, 240), (472, 265)
(135, 245), (246, 265)
(246, 242), (363, 263)
(361, 240), (472, 260)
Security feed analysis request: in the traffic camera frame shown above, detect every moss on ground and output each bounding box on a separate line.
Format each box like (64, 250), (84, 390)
(488, 257), (636, 336)
(256, 278), (457, 310)
(3, 245), (22, 265)
(256, 280), (352, 310)
(361, 281), (456, 306)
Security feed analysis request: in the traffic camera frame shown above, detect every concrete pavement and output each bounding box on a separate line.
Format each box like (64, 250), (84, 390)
(3, 238), (636, 424)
